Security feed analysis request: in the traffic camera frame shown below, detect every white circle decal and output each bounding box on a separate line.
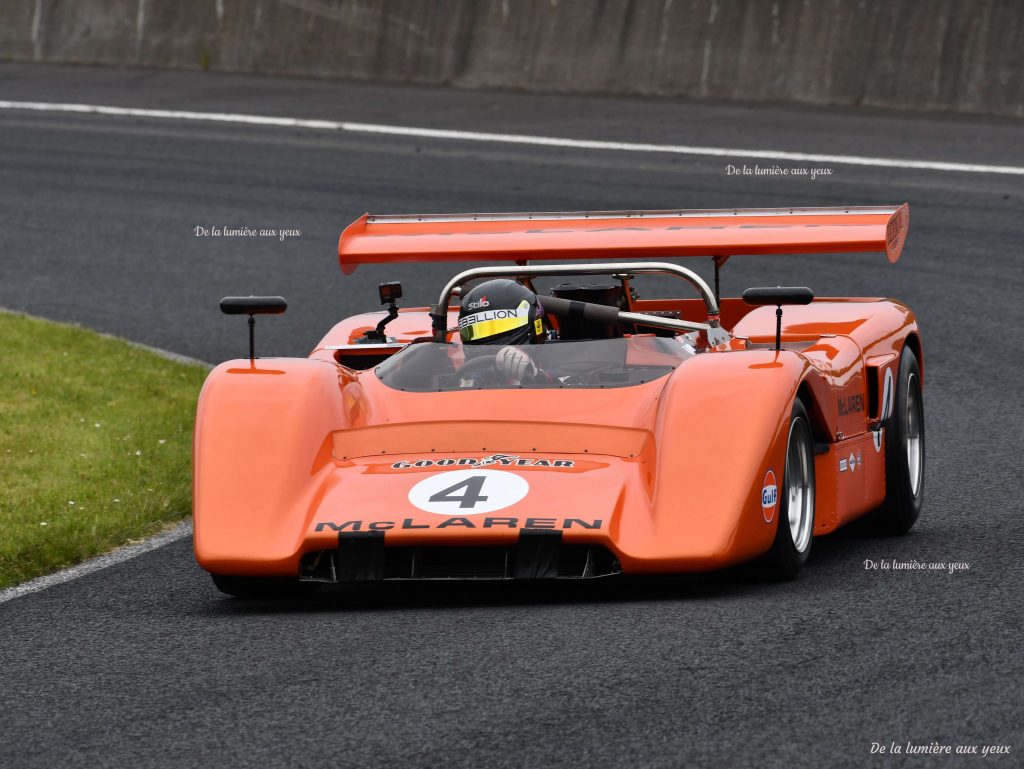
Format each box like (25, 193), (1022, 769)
(408, 469), (529, 515)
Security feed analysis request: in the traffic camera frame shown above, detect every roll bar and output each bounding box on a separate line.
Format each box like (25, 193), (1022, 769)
(430, 262), (730, 345)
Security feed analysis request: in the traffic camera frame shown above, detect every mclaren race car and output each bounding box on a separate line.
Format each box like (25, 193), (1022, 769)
(194, 206), (924, 597)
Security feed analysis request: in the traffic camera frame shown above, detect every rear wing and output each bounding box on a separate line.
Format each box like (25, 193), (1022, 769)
(337, 205), (909, 275)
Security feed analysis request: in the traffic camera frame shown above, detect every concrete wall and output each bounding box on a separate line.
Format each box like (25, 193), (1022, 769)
(2, 0), (1022, 117)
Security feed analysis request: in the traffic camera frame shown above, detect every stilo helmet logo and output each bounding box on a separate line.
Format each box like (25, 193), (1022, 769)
(467, 295), (490, 310)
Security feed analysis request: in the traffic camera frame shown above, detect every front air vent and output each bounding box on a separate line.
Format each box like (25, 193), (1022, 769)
(300, 533), (620, 582)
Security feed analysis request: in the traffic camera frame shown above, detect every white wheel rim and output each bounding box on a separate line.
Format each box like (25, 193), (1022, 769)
(906, 372), (923, 496)
(787, 417), (814, 553)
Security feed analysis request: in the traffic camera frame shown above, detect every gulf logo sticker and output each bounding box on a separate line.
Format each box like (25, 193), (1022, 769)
(761, 469), (779, 523)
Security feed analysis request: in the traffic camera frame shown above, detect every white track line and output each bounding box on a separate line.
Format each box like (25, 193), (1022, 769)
(0, 308), (209, 605)
(1, 99), (1021, 176)
(0, 522), (193, 604)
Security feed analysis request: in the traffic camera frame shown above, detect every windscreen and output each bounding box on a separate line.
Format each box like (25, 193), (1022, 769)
(375, 337), (694, 392)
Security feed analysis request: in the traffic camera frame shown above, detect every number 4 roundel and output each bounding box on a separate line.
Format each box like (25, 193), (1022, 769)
(408, 469), (530, 515)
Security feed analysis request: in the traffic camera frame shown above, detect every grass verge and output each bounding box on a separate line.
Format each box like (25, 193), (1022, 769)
(0, 310), (209, 589)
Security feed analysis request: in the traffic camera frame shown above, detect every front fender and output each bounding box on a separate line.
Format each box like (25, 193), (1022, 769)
(631, 350), (809, 571)
(193, 358), (352, 575)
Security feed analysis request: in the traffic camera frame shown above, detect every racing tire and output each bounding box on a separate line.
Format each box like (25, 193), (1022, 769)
(211, 573), (313, 599)
(871, 348), (925, 534)
(768, 398), (816, 579)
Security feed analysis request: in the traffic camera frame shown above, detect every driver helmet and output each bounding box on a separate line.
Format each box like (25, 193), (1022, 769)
(458, 279), (546, 345)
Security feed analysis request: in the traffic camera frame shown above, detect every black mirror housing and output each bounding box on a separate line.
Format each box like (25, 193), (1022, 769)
(742, 287), (814, 306)
(220, 296), (288, 315)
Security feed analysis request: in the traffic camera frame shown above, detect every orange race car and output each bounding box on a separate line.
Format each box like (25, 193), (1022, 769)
(194, 206), (924, 597)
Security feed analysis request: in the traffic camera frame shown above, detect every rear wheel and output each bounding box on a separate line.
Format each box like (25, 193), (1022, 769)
(211, 573), (312, 599)
(872, 348), (925, 534)
(768, 398), (816, 579)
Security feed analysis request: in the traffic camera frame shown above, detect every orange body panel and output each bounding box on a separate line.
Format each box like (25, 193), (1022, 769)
(338, 206), (908, 274)
(194, 298), (919, 576)
(196, 205), (920, 579)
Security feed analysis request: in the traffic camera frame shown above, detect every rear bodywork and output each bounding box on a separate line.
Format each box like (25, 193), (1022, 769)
(194, 206), (919, 581)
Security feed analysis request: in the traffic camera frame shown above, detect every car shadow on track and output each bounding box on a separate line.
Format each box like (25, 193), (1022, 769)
(196, 524), (909, 616)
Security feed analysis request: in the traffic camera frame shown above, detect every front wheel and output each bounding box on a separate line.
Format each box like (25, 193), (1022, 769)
(768, 398), (816, 579)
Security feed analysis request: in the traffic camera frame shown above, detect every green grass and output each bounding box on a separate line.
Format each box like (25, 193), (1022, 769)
(0, 310), (209, 589)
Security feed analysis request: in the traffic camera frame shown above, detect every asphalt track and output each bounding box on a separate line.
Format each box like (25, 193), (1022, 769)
(1, 63), (1022, 769)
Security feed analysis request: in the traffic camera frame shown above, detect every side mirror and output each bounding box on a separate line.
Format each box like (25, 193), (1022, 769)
(741, 287), (814, 306)
(741, 287), (814, 351)
(220, 296), (287, 361)
(220, 296), (287, 315)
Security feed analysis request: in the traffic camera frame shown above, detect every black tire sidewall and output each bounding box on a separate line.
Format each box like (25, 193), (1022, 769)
(881, 348), (925, 532)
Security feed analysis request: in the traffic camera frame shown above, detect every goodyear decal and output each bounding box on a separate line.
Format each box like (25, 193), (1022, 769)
(392, 453), (574, 470)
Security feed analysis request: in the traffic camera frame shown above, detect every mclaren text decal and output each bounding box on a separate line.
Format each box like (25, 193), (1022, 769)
(838, 393), (865, 417)
(315, 517), (603, 531)
(392, 453), (575, 470)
